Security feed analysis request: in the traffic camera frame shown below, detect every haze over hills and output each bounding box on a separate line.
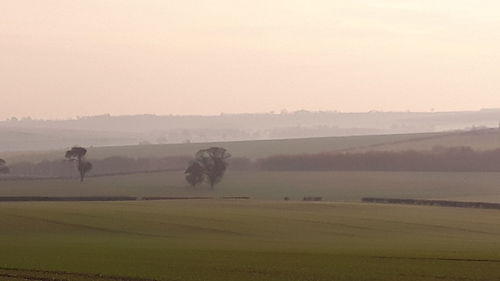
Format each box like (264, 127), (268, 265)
(2, 109), (500, 152)
(3, 124), (500, 167)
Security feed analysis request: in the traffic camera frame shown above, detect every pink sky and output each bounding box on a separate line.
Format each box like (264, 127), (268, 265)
(1, 0), (500, 119)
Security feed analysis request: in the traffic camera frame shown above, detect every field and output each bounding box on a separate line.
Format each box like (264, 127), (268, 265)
(0, 200), (499, 281)
(360, 129), (500, 152)
(4, 129), (500, 165)
(2, 131), (448, 163)
(2, 171), (500, 203)
(3, 130), (500, 281)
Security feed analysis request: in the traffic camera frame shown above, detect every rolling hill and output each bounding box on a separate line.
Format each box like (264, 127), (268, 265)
(4, 128), (500, 165)
(0, 131), (449, 163)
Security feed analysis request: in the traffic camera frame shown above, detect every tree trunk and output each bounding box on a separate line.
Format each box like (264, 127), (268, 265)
(78, 157), (84, 182)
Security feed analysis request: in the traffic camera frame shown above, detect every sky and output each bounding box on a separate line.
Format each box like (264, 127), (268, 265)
(1, 0), (500, 119)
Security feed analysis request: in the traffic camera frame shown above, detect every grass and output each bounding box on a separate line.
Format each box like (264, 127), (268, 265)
(3, 129), (500, 280)
(2, 171), (500, 203)
(0, 200), (500, 281)
(5, 129), (500, 165)
(360, 129), (500, 152)
(3, 131), (447, 163)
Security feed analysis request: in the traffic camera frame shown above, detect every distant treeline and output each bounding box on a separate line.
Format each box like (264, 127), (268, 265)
(256, 146), (500, 172)
(6, 156), (252, 178)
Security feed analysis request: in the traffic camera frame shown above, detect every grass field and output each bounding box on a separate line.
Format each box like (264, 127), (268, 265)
(4, 129), (500, 165)
(2, 131), (448, 163)
(3, 131), (500, 281)
(360, 129), (500, 152)
(2, 171), (500, 203)
(1, 200), (500, 281)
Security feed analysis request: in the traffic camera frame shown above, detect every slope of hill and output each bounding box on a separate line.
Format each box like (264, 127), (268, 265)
(2, 131), (447, 163)
(357, 129), (500, 152)
(3, 128), (500, 166)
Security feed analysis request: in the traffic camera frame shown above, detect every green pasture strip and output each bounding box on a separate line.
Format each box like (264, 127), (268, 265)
(1, 171), (500, 203)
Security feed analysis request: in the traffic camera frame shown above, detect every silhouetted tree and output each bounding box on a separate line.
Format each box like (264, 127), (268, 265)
(0, 159), (9, 175)
(197, 147), (231, 188)
(185, 147), (231, 188)
(184, 161), (204, 187)
(65, 147), (92, 182)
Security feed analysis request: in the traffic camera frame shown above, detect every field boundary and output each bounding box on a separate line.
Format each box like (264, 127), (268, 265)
(0, 196), (250, 202)
(362, 197), (500, 210)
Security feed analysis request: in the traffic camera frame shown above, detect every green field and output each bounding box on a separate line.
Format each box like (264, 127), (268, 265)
(2, 171), (500, 203)
(4, 129), (500, 166)
(3, 130), (500, 281)
(360, 129), (500, 152)
(1, 200), (500, 281)
(2, 131), (448, 163)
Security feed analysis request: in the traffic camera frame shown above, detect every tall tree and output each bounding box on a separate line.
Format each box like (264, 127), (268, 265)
(65, 147), (92, 182)
(0, 159), (9, 175)
(185, 147), (231, 188)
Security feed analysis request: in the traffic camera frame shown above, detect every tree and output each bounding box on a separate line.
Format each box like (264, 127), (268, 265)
(65, 147), (92, 182)
(185, 147), (231, 188)
(78, 160), (93, 181)
(184, 161), (204, 187)
(0, 159), (9, 175)
(197, 147), (231, 188)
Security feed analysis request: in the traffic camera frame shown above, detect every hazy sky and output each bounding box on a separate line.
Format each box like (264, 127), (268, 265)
(2, 0), (500, 119)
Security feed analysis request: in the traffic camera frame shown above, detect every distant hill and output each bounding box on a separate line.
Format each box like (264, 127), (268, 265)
(0, 127), (140, 152)
(1, 110), (500, 153)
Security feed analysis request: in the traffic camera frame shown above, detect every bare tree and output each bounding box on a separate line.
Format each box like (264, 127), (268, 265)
(65, 147), (92, 182)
